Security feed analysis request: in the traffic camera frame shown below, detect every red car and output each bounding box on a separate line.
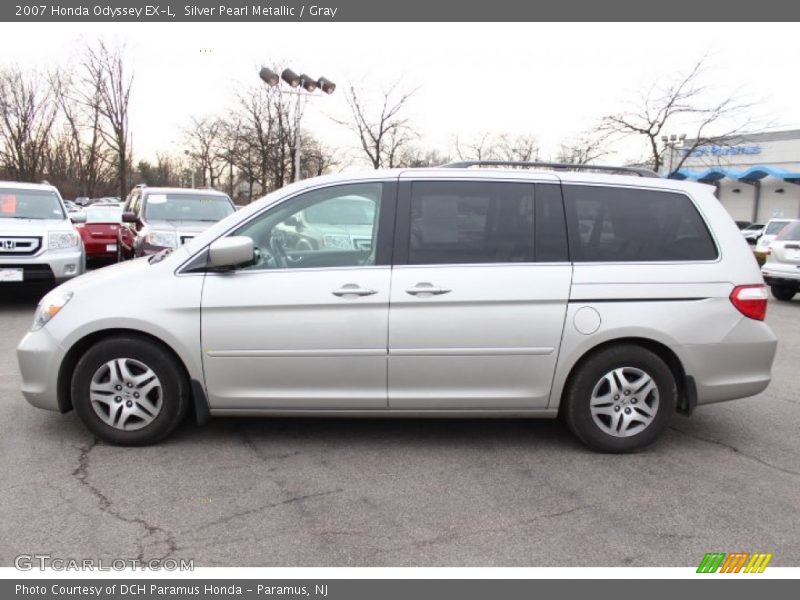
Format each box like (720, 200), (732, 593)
(74, 205), (123, 262)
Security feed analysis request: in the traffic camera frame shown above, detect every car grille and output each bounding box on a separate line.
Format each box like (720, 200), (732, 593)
(0, 236), (41, 256)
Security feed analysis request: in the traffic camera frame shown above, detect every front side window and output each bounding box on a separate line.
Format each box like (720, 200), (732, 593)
(563, 185), (718, 262)
(0, 189), (65, 220)
(233, 183), (384, 270)
(409, 181), (535, 265)
(144, 193), (234, 222)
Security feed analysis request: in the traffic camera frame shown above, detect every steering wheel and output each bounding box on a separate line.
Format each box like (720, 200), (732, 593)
(268, 231), (288, 269)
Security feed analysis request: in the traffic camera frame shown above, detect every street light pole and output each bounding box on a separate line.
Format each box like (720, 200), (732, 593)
(259, 67), (336, 184)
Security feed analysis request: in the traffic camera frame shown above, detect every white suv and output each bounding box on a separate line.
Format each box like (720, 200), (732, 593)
(1, 181), (85, 286)
(16, 163), (777, 452)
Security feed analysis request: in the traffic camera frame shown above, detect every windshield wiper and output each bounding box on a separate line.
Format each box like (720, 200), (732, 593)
(148, 248), (174, 264)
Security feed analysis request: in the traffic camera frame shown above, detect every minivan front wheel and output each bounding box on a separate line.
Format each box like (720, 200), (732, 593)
(563, 345), (676, 453)
(71, 336), (190, 446)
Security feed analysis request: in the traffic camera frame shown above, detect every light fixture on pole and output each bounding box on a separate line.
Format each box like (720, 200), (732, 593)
(662, 133), (687, 177)
(258, 66), (336, 183)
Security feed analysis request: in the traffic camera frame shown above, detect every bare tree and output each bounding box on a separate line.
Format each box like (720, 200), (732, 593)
(556, 132), (609, 165)
(50, 69), (113, 197)
(183, 116), (227, 187)
(338, 80), (417, 169)
(0, 67), (58, 181)
(453, 132), (498, 161)
(82, 41), (133, 201)
(495, 133), (539, 162)
(596, 58), (757, 175)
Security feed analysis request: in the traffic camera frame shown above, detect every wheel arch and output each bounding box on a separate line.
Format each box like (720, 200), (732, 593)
(57, 328), (206, 421)
(554, 336), (693, 415)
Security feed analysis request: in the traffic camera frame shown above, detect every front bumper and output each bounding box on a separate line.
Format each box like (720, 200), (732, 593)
(17, 326), (67, 412)
(0, 248), (84, 283)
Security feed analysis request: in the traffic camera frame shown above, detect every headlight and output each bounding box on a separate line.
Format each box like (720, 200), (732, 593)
(145, 230), (178, 248)
(31, 291), (73, 331)
(48, 231), (79, 250)
(322, 234), (352, 249)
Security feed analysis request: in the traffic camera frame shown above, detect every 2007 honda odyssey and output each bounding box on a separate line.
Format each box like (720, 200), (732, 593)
(17, 162), (778, 452)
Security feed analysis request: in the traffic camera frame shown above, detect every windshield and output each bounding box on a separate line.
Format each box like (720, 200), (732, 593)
(0, 188), (65, 220)
(304, 198), (376, 226)
(144, 193), (234, 222)
(765, 221), (789, 235)
(85, 207), (122, 223)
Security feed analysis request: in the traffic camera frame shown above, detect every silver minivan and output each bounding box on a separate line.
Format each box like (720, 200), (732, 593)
(17, 163), (778, 452)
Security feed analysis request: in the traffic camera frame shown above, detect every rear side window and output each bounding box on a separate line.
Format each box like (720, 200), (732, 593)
(563, 185), (718, 262)
(778, 221), (800, 241)
(409, 181), (535, 264)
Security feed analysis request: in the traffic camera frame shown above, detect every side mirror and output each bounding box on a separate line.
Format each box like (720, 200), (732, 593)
(208, 236), (254, 269)
(122, 212), (138, 223)
(69, 212), (86, 224)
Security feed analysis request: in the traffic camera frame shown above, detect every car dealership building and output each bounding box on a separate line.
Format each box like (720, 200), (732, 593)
(669, 129), (800, 224)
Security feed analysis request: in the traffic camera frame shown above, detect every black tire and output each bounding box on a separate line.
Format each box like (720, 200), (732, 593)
(71, 336), (190, 446)
(563, 344), (676, 453)
(771, 286), (796, 301)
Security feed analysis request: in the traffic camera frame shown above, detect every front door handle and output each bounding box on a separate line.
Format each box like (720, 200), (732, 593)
(405, 282), (452, 296)
(332, 284), (378, 297)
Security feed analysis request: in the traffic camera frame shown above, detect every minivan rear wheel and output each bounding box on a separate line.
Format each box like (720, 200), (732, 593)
(770, 286), (796, 301)
(71, 336), (190, 446)
(563, 344), (676, 453)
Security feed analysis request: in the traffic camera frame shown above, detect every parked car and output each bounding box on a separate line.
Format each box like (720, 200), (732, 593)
(74, 205), (123, 262)
(735, 220), (751, 230)
(74, 196), (91, 207)
(117, 187), (236, 260)
(754, 218), (792, 263)
(63, 200), (82, 214)
(761, 219), (800, 301)
(0, 181), (85, 286)
(17, 164), (777, 452)
(741, 222), (765, 244)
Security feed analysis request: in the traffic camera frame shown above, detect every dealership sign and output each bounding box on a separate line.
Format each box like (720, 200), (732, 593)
(685, 145), (762, 157)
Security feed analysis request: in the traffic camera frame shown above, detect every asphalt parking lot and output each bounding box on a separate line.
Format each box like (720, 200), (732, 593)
(1, 284), (799, 568)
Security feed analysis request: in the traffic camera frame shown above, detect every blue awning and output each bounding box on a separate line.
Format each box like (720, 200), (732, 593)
(671, 165), (800, 184)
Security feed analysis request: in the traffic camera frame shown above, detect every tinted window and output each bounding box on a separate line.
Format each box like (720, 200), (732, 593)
(564, 185), (718, 262)
(409, 181), (534, 264)
(535, 184), (569, 262)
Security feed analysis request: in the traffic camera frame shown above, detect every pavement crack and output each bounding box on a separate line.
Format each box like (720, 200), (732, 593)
(191, 489), (344, 534)
(412, 505), (590, 550)
(669, 426), (800, 477)
(71, 438), (179, 561)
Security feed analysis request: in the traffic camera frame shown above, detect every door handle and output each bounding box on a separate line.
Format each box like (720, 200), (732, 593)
(332, 284), (378, 297)
(405, 283), (452, 296)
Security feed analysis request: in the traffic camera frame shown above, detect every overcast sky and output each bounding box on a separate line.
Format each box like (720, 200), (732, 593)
(2, 22), (799, 167)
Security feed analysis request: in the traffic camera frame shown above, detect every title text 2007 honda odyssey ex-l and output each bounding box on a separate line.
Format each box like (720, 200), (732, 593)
(17, 162), (778, 452)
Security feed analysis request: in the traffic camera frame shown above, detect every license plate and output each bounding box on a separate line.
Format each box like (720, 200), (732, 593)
(106, 244), (117, 252)
(0, 268), (23, 282)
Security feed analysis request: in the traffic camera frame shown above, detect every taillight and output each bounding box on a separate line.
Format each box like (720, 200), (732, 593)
(730, 285), (768, 321)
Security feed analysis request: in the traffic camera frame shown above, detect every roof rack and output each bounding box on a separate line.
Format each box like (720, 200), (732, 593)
(441, 160), (659, 178)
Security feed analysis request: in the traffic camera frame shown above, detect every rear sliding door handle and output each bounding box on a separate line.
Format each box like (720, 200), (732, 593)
(405, 283), (452, 296)
(332, 284), (378, 297)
